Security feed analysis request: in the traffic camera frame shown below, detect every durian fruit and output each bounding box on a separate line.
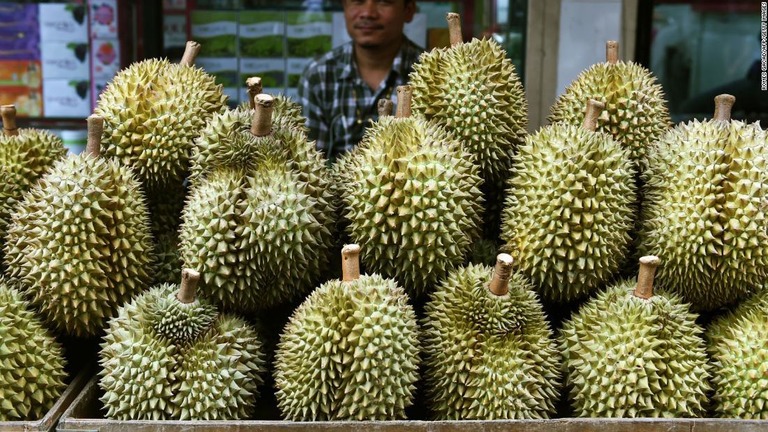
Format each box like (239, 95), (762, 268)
(334, 86), (484, 297)
(241, 76), (305, 131)
(707, 289), (768, 418)
(3, 116), (155, 337)
(500, 100), (636, 303)
(549, 41), (671, 172)
(94, 41), (227, 189)
(180, 95), (333, 312)
(274, 244), (420, 421)
(559, 256), (710, 418)
(0, 106), (66, 270)
(409, 13), (527, 183)
(639, 94), (768, 311)
(0, 276), (67, 421)
(422, 254), (561, 419)
(99, 269), (266, 420)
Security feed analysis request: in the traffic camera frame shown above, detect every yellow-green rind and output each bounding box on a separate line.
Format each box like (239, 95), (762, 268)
(0, 277), (67, 421)
(422, 264), (561, 420)
(639, 119), (768, 311)
(559, 281), (710, 418)
(274, 274), (420, 421)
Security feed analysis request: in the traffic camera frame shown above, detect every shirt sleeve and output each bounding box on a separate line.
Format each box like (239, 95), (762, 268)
(297, 64), (331, 158)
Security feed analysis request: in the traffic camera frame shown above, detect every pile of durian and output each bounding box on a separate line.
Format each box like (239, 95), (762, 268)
(1, 14), (767, 423)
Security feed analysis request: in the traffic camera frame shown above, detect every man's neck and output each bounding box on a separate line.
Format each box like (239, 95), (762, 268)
(354, 36), (404, 91)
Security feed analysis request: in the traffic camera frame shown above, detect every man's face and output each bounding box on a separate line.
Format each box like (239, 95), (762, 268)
(343, 0), (416, 49)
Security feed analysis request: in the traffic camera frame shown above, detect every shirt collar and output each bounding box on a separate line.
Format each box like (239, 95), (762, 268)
(337, 39), (410, 82)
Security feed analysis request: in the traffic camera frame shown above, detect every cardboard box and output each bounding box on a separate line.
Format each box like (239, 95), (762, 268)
(240, 57), (285, 90)
(285, 57), (312, 89)
(0, 4), (40, 61)
(191, 11), (238, 57)
(41, 41), (90, 79)
(285, 12), (331, 58)
(0, 60), (42, 88)
(89, 0), (118, 39)
(38, 3), (88, 43)
(91, 39), (120, 80)
(0, 85), (43, 117)
(239, 11), (284, 58)
(43, 78), (91, 117)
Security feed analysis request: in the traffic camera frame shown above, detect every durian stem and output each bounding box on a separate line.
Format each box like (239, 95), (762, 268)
(395, 85), (412, 118)
(85, 115), (104, 157)
(342, 244), (361, 282)
(251, 94), (274, 137)
(1, 105), (18, 136)
(180, 41), (201, 66)
(713, 94), (736, 121)
(177, 269), (200, 304)
(246, 76), (263, 110)
(489, 254), (514, 296)
(378, 98), (394, 117)
(633, 256), (660, 299)
(582, 99), (605, 131)
(606, 40), (619, 64)
(447, 13), (462, 46)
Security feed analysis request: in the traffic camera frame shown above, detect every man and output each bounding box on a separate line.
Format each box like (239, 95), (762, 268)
(297, 0), (423, 161)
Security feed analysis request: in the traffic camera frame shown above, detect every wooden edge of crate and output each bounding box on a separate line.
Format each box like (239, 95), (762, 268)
(57, 378), (768, 432)
(0, 365), (93, 432)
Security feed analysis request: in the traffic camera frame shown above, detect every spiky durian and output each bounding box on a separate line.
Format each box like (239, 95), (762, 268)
(0, 276), (67, 421)
(639, 95), (768, 311)
(559, 256), (710, 418)
(500, 100), (636, 303)
(549, 41), (671, 172)
(3, 117), (154, 337)
(99, 269), (265, 420)
(94, 41), (227, 189)
(179, 96), (333, 312)
(409, 13), (527, 182)
(334, 86), (483, 297)
(238, 76), (306, 132)
(707, 289), (768, 418)
(422, 254), (561, 419)
(274, 244), (420, 421)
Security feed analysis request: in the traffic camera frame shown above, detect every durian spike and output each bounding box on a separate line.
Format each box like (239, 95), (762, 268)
(177, 268), (200, 304)
(633, 256), (660, 299)
(341, 244), (361, 282)
(378, 98), (394, 117)
(606, 40), (619, 64)
(252, 94), (274, 137)
(246, 76), (263, 110)
(85, 115), (104, 157)
(582, 99), (605, 132)
(489, 253), (514, 296)
(180, 41), (202, 66)
(447, 13), (462, 46)
(395, 85), (412, 118)
(713, 94), (736, 122)
(1, 105), (18, 136)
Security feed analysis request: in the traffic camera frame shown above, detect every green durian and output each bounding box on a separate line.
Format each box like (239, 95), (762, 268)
(409, 13), (527, 183)
(238, 76), (306, 132)
(707, 288), (768, 418)
(274, 244), (420, 421)
(422, 254), (561, 420)
(467, 237), (499, 267)
(501, 100), (636, 303)
(559, 256), (710, 418)
(3, 116), (155, 337)
(94, 41), (227, 189)
(99, 269), (265, 420)
(179, 96), (333, 312)
(334, 86), (484, 297)
(639, 94), (768, 311)
(549, 41), (671, 173)
(0, 276), (67, 421)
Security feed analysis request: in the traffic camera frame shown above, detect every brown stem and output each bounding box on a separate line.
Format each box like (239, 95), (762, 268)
(342, 244), (361, 282)
(713, 94), (735, 122)
(633, 256), (660, 299)
(180, 41), (201, 66)
(489, 254), (514, 296)
(378, 98), (393, 117)
(395, 85), (412, 118)
(582, 99), (605, 131)
(85, 115), (104, 157)
(246, 76), (263, 110)
(177, 269), (200, 304)
(606, 40), (619, 64)
(1, 105), (18, 136)
(251, 94), (274, 137)
(447, 13), (462, 46)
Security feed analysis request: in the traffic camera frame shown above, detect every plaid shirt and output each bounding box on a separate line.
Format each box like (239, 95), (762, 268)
(297, 37), (424, 160)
